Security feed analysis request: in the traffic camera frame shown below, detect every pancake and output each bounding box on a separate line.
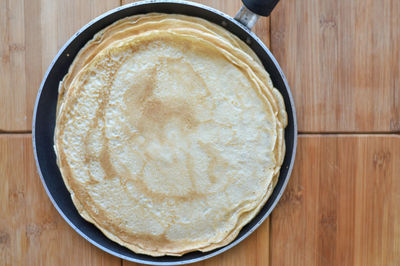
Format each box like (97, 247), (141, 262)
(54, 14), (287, 256)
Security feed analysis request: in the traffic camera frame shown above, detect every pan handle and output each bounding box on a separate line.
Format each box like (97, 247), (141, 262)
(235, 0), (279, 29)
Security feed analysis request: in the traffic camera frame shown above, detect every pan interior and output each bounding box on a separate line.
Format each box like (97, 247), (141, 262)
(33, 2), (296, 264)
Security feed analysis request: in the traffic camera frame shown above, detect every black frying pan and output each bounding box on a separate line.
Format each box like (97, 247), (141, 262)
(32, 0), (297, 264)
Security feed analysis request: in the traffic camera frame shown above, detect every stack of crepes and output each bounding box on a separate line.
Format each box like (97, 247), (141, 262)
(54, 13), (287, 256)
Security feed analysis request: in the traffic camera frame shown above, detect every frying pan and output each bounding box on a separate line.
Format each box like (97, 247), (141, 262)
(32, 0), (297, 264)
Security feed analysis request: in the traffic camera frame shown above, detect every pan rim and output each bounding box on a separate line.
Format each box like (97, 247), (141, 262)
(32, 0), (297, 265)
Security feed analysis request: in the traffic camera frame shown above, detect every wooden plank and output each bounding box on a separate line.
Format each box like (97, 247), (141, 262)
(0, 135), (121, 265)
(120, 1), (271, 265)
(270, 135), (400, 266)
(0, 0), (120, 131)
(271, 0), (400, 132)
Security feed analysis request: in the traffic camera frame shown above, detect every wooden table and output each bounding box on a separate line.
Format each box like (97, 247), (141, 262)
(1, 0), (399, 265)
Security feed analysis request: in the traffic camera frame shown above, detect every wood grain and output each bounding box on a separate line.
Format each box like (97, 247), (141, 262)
(0, 135), (120, 266)
(270, 135), (400, 266)
(0, 0), (120, 131)
(2, 134), (399, 265)
(271, 0), (400, 132)
(2, 0), (400, 265)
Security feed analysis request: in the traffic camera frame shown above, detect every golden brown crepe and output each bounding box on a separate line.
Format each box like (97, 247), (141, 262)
(54, 13), (287, 256)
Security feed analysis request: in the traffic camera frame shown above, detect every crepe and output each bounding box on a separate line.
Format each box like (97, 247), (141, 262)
(54, 13), (287, 256)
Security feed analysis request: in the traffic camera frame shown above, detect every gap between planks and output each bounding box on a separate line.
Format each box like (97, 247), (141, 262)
(1, 131), (398, 136)
(0, 131), (31, 135)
